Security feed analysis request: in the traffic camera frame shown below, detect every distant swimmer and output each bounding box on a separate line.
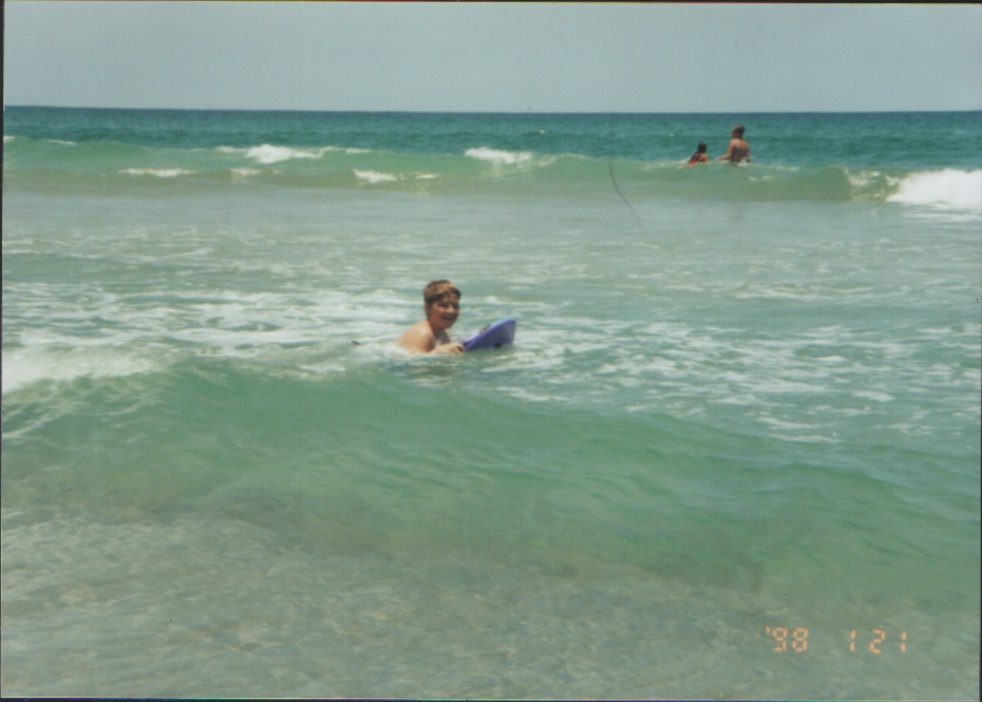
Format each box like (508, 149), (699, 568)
(717, 125), (751, 163)
(398, 280), (465, 354)
(687, 142), (710, 164)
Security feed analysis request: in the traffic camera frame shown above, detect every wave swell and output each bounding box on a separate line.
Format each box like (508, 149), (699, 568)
(5, 134), (980, 211)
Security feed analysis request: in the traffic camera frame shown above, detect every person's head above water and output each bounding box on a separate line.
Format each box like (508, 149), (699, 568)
(695, 142), (707, 153)
(424, 279), (461, 306)
(731, 125), (745, 138)
(397, 280), (465, 354)
(423, 280), (461, 334)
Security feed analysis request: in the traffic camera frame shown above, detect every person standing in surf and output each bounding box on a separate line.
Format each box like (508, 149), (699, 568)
(717, 125), (751, 163)
(398, 280), (465, 354)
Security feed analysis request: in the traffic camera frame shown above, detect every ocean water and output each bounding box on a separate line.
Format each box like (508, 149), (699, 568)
(2, 106), (980, 699)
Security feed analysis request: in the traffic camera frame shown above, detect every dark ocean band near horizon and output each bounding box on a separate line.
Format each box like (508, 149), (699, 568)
(2, 106), (980, 699)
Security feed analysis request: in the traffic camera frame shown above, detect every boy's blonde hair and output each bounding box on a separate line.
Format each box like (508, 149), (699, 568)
(424, 280), (461, 305)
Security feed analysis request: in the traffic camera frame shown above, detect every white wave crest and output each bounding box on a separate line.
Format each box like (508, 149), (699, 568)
(119, 168), (194, 178)
(465, 147), (534, 166)
(243, 144), (327, 165)
(887, 169), (982, 212)
(2, 347), (160, 394)
(354, 169), (398, 184)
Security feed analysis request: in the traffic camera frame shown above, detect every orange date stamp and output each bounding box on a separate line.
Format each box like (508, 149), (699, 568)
(764, 626), (908, 654)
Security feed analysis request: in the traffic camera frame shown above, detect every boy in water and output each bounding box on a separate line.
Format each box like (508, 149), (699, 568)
(398, 280), (465, 354)
(717, 124), (751, 163)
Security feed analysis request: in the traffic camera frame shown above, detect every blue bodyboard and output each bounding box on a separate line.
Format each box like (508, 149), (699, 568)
(463, 318), (517, 352)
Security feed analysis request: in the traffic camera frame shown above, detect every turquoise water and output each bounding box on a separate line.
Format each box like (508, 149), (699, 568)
(2, 107), (980, 699)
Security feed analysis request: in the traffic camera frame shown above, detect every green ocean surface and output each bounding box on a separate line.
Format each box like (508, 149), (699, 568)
(2, 107), (980, 699)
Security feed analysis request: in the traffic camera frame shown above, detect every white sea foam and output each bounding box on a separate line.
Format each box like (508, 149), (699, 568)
(2, 135), (73, 146)
(119, 168), (194, 178)
(846, 169), (894, 191)
(243, 144), (327, 165)
(1, 283), (419, 391)
(853, 390), (895, 403)
(887, 169), (982, 212)
(464, 147), (534, 167)
(354, 170), (398, 184)
(1, 347), (160, 394)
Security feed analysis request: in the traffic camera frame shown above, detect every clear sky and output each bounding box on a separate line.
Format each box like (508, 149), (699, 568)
(4, 2), (981, 113)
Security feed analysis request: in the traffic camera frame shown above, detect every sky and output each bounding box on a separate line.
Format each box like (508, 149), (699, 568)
(3, 2), (981, 113)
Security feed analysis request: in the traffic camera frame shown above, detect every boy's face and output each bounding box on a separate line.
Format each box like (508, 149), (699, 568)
(425, 293), (460, 331)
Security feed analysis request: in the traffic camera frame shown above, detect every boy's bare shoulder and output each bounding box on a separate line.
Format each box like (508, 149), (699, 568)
(398, 320), (435, 353)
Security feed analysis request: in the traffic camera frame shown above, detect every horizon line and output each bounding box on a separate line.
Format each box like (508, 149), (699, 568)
(6, 104), (982, 116)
